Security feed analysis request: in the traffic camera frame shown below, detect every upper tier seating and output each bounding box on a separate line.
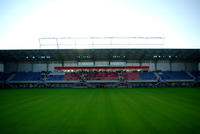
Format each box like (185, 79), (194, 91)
(159, 71), (192, 80)
(122, 72), (141, 80)
(11, 72), (42, 81)
(138, 72), (157, 80)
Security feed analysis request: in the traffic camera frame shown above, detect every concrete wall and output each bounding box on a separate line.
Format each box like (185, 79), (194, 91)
(141, 60), (155, 71)
(2, 60), (199, 72)
(64, 61), (77, 66)
(78, 62), (94, 66)
(110, 62), (126, 66)
(185, 62), (198, 71)
(95, 61), (109, 66)
(0, 63), (4, 72)
(157, 60), (170, 71)
(4, 62), (18, 72)
(127, 60), (140, 66)
(33, 63), (47, 72)
(18, 63), (32, 72)
(48, 62), (62, 72)
(171, 62), (185, 71)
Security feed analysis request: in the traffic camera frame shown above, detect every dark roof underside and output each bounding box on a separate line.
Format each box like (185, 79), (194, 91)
(0, 49), (200, 62)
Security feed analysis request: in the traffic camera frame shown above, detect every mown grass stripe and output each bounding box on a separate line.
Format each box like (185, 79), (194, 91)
(0, 88), (200, 134)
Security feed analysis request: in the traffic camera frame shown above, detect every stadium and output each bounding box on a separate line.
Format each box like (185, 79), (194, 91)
(0, 0), (200, 134)
(1, 45), (200, 89)
(0, 39), (200, 134)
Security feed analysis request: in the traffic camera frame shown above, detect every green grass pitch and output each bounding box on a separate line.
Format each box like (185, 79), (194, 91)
(0, 88), (200, 134)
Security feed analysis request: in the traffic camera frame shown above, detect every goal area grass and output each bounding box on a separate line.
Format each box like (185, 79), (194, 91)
(0, 87), (200, 134)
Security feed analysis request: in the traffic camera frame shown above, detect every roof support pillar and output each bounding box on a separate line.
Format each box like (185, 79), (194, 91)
(31, 62), (33, 72)
(155, 60), (157, 71)
(170, 60), (172, 71)
(16, 62), (19, 72)
(139, 60), (142, 66)
(184, 62), (186, 71)
(198, 62), (200, 71)
(46, 62), (49, 72)
(61, 60), (64, 67)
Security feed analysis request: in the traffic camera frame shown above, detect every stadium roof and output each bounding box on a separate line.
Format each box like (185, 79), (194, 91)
(0, 49), (200, 62)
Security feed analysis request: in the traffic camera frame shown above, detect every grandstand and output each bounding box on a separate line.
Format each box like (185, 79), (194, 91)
(0, 48), (200, 88)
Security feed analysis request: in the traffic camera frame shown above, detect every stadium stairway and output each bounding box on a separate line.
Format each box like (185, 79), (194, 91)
(191, 71), (200, 81)
(185, 72), (196, 80)
(118, 72), (123, 81)
(6, 73), (16, 82)
(154, 72), (161, 80)
(0, 73), (13, 82)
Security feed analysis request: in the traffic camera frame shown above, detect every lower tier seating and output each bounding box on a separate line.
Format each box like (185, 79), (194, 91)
(46, 75), (64, 81)
(0, 73), (12, 81)
(11, 72), (42, 81)
(122, 72), (141, 80)
(159, 71), (192, 80)
(138, 72), (157, 80)
(0, 71), (195, 82)
(86, 72), (119, 80)
(64, 72), (81, 81)
(191, 71), (200, 80)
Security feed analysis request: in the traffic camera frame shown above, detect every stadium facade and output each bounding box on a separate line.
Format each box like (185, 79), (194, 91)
(0, 49), (200, 88)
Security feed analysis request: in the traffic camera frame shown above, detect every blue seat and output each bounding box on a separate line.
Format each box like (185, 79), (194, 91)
(138, 72), (157, 80)
(160, 71), (192, 80)
(11, 72), (42, 81)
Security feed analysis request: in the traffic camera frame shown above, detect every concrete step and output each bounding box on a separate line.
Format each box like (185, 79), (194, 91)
(6, 73), (16, 81)
(154, 72), (161, 80)
(185, 71), (195, 80)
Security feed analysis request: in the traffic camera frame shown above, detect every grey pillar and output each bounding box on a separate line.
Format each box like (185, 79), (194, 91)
(155, 60), (157, 71)
(31, 62), (34, 72)
(62, 60), (64, 67)
(47, 62), (49, 72)
(170, 60), (172, 71)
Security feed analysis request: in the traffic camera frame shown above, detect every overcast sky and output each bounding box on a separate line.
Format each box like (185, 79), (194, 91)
(0, 0), (200, 49)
